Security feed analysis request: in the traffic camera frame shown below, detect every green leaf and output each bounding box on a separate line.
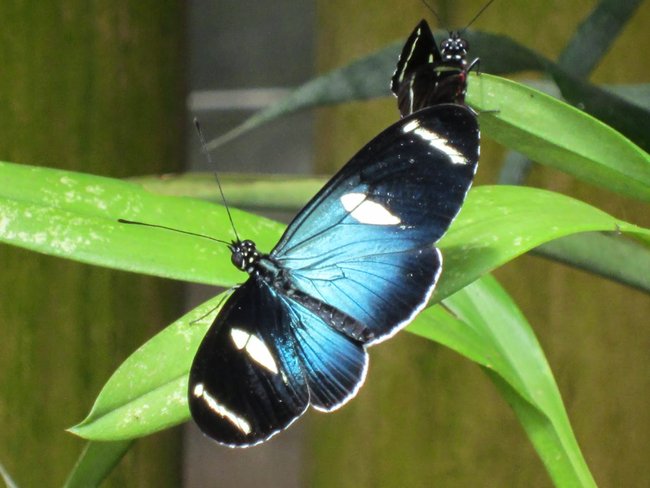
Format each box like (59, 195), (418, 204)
(132, 172), (650, 293)
(550, 69), (650, 153)
(202, 24), (649, 154)
(470, 74), (650, 201)
(557, 0), (643, 78)
(69, 295), (222, 440)
(0, 161), (283, 286)
(409, 275), (596, 487)
(128, 172), (325, 211)
(63, 441), (133, 488)
(64, 181), (649, 441)
(534, 232), (650, 292)
(2, 162), (649, 297)
(434, 185), (650, 300)
(606, 83), (650, 110)
(508, 80), (650, 113)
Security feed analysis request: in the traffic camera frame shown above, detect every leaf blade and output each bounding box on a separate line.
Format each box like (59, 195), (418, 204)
(410, 275), (597, 487)
(469, 74), (650, 201)
(63, 441), (133, 488)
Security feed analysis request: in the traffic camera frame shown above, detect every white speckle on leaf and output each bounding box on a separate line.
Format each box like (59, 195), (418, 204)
(86, 185), (104, 195)
(89, 231), (105, 241)
(94, 199), (108, 211)
(0, 214), (11, 234)
(50, 237), (78, 254)
(177, 325), (195, 344)
(32, 232), (47, 245)
(60, 176), (76, 187)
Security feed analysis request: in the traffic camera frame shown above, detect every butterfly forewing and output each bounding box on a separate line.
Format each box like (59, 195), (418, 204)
(271, 104), (478, 343)
(392, 20), (474, 116)
(391, 19), (439, 96)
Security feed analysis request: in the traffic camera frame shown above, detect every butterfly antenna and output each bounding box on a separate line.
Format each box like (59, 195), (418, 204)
(419, 0), (443, 25)
(194, 117), (240, 243)
(118, 219), (232, 246)
(461, 0), (495, 34)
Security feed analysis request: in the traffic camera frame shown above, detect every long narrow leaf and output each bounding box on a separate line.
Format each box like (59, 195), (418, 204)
(409, 276), (597, 487)
(68, 295), (224, 440)
(434, 185), (650, 300)
(0, 161), (283, 286)
(556, 0), (643, 78)
(134, 172), (650, 293)
(64, 185), (649, 441)
(470, 74), (650, 201)
(534, 232), (650, 292)
(63, 441), (133, 488)
(129, 172), (325, 211)
(0, 461), (19, 488)
(2, 163), (649, 297)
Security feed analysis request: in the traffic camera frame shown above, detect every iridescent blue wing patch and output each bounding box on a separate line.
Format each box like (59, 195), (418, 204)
(271, 104), (479, 343)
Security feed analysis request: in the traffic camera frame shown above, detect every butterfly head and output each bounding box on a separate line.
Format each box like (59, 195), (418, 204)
(440, 32), (468, 66)
(230, 240), (261, 273)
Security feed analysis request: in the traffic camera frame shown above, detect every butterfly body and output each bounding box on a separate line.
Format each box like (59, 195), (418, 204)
(391, 20), (478, 116)
(189, 103), (479, 447)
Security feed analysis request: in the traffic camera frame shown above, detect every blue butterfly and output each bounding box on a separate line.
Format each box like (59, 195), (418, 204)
(391, 19), (479, 117)
(188, 103), (479, 447)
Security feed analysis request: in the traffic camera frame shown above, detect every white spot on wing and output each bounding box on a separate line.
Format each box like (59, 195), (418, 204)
(193, 383), (252, 434)
(230, 328), (279, 374)
(340, 192), (401, 226)
(402, 119), (419, 133)
(245, 335), (279, 374)
(230, 328), (249, 349)
(402, 120), (467, 165)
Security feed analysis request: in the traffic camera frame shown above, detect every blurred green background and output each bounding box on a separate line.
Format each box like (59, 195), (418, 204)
(0, 0), (648, 487)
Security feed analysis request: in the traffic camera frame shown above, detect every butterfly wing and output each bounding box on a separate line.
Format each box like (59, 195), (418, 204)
(392, 19), (449, 116)
(271, 104), (479, 344)
(278, 291), (368, 411)
(391, 19), (439, 96)
(392, 20), (473, 115)
(189, 280), (308, 446)
(189, 279), (368, 446)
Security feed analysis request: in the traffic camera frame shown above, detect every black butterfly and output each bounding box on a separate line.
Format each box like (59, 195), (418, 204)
(188, 104), (479, 447)
(391, 19), (479, 117)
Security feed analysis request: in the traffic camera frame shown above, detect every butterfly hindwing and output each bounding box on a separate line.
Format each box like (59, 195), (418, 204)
(271, 104), (479, 343)
(189, 279), (368, 446)
(189, 281), (308, 446)
(280, 293), (369, 411)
